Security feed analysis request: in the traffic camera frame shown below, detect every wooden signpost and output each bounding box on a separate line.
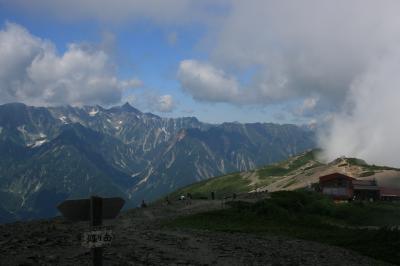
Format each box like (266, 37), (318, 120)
(58, 196), (125, 266)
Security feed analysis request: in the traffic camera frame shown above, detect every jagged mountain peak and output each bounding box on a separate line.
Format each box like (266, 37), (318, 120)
(107, 102), (142, 114)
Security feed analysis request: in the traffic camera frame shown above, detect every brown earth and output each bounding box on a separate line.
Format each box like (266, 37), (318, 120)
(0, 198), (392, 266)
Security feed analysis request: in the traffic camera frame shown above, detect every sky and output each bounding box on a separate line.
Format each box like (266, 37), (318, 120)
(1, 1), (400, 166)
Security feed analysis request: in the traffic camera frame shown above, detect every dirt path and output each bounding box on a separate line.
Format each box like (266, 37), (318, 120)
(0, 199), (393, 265)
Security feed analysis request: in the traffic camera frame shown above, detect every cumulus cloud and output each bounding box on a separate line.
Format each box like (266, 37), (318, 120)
(295, 97), (319, 117)
(0, 22), (141, 106)
(209, 1), (385, 102)
(178, 59), (306, 105)
(124, 92), (176, 113)
(178, 60), (240, 103)
(156, 95), (175, 113)
(176, 1), (399, 106)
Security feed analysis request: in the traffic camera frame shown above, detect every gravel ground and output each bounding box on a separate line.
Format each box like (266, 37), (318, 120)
(0, 200), (392, 266)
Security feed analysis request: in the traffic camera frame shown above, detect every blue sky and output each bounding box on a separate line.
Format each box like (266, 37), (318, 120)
(0, 1), (308, 124)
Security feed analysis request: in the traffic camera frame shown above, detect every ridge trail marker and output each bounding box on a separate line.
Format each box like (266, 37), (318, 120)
(58, 196), (125, 266)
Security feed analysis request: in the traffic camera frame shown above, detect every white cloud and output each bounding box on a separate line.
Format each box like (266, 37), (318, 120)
(209, 0), (394, 103)
(177, 59), (300, 105)
(0, 22), (141, 106)
(319, 50), (400, 167)
(177, 1), (400, 108)
(157, 95), (175, 113)
(295, 97), (319, 117)
(123, 92), (176, 113)
(177, 60), (240, 103)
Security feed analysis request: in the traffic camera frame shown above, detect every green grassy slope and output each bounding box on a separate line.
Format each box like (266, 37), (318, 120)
(170, 150), (322, 198)
(169, 172), (251, 199)
(170, 149), (400, 200)
(166, 190), (400, 265)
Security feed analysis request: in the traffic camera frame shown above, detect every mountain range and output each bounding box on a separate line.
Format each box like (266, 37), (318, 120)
(0, 102), (316, 223)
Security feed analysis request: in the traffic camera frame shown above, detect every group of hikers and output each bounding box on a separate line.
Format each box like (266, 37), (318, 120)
(140, 191), (239, 208)
(139, 192), (193, 208)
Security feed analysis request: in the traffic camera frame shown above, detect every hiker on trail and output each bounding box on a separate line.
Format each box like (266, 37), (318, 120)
(186, 193), (192, 205)
(165, 196), (171, 205)
(141, 200), (147, 208)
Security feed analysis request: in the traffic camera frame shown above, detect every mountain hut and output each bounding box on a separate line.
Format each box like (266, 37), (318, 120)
(319, 173), (354, 200)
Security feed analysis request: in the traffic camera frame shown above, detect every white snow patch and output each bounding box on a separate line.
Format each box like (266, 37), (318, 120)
(89, 109), (99, 116)
(161, 127), (168, 135)
(166, 152), (176, 169)
(118, 120), (123, 124)
(115, 159), (126, 168)
(131, 172), (141, 178)
(33, 181), (43, 192)
(137, 167), (153, 185)
(31, 139), (47, 148)
(59, 116), (68, 124)
(17, 125), (27, 134)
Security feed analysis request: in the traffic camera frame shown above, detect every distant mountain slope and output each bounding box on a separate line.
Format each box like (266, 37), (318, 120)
(0, 124), (134, 222)
(171, 150), (400, 198)
(0, 102), (316, 222)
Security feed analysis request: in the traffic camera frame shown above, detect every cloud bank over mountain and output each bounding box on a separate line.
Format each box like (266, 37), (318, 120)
(319, 50), (400, 167)
(177, 1), (400, 166)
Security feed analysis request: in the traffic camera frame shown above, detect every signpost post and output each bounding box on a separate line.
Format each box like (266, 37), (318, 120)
(90, 196), (103, 266)
(58, 196), (125, 266)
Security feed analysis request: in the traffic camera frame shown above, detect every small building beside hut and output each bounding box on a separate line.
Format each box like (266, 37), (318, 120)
(352, 179), (380, 201)
(380, 187), (400, 201)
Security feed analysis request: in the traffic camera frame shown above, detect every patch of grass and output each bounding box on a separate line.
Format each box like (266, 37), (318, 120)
(346, 158), (368, 166)
(282, 179), (297, 188)
(257, 165), (290, 177)
(303, 163), (321, 171)
(257, 150), (320, 178)
(359, 171), (375, 177)
(166, 191), (400, 265)
(171, 173), (251, 199)
(333, 201), (400, 226)
(347, 158), (400, 171)
(255, 176), (280, 187)
(289, 151), (316, 169)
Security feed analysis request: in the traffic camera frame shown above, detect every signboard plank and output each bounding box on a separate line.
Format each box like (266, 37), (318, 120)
(57, 197), (125, 221)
